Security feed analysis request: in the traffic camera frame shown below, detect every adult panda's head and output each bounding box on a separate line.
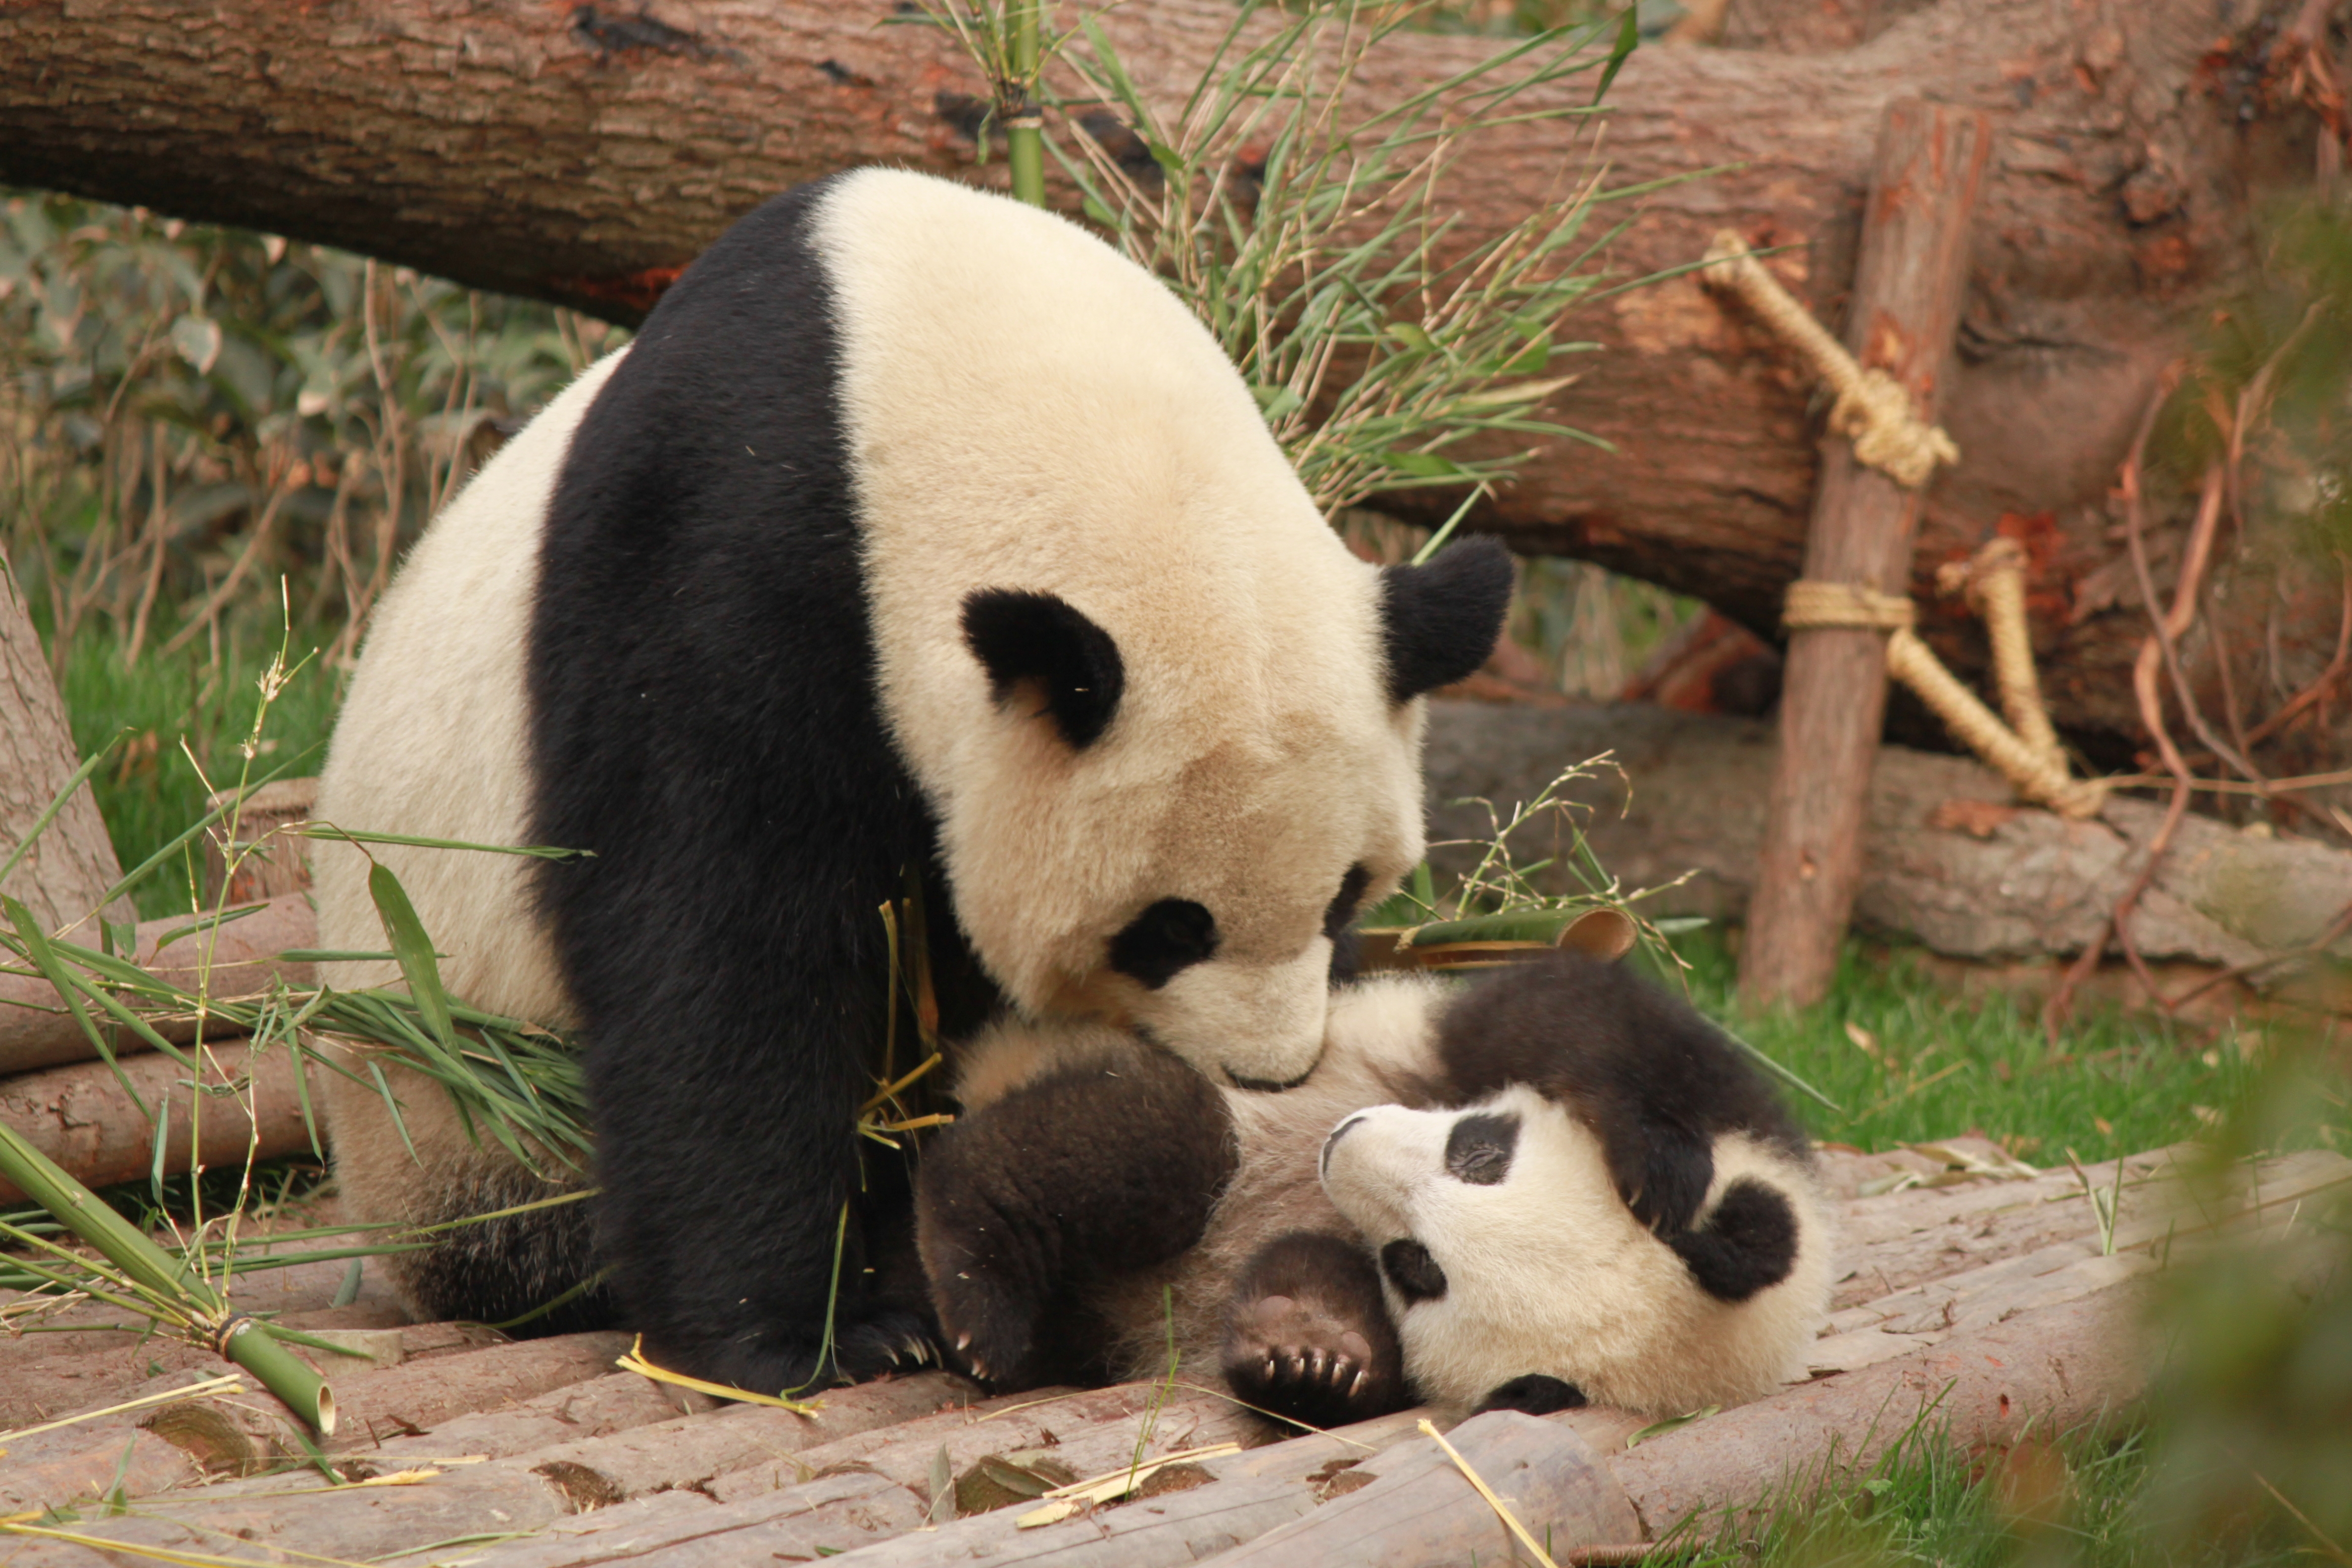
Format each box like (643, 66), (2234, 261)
(1318, 1089), (1828, 1415)
(817, 168), (1514, 1090)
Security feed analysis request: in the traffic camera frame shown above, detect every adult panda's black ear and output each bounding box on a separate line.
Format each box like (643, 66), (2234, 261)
(962, 589), (1127, 748)
(1377, 536), (1514, 704)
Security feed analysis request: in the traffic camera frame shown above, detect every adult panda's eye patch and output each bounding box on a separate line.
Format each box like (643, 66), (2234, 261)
(1321, 864), (1371, 942)
(1109, 898), (1220, 989)
(1443, 1111), (1519, 1185)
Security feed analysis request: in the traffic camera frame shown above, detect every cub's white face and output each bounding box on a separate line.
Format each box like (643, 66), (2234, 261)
(1319, 1088), (1825, 1415)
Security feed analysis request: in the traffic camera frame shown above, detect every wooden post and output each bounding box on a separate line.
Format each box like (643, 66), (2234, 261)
(1738, 99), (1992, 1009)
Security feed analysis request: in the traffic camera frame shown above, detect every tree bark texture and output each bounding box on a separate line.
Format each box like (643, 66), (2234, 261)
(0, 0), (2333, 756)
(0, 554), (131, 933)
(1742, 99), (1991, 1008)
(1422, 699), (2352, 975)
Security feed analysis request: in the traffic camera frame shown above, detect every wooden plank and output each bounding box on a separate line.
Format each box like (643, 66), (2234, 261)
(1740, 97), (1995, 1008)
(1201, 1411), (1639, 1568)
(1615, 1279), (2145, 1529)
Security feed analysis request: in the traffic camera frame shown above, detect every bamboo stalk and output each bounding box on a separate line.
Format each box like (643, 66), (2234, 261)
(0, 1118), (336, 1435)
(1006, 0), (1044, 207)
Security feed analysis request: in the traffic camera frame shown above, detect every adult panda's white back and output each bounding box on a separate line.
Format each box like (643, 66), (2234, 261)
(309, 352), (628, 1328)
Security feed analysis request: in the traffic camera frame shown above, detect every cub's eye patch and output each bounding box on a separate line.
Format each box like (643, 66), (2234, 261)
(1380, 1238), (1447, 1303)
(1444, 1112), (1519, 1185)
(1321, 864), (1371, 942)
(1109, 899), (1220, 989)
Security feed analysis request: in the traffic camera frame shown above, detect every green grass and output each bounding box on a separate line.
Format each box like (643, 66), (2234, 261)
(49, 608), (343, 918)
(1656, 1418), (2318, 1568)
(1647, 933), (2276, 1164)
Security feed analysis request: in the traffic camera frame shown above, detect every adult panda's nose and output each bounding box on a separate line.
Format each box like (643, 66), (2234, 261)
(1321, 1113), (1369, 1176)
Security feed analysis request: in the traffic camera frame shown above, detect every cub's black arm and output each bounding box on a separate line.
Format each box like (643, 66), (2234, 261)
(916, 1047), (1235, 1388)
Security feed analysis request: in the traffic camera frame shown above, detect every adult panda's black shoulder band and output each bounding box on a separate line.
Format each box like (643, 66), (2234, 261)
(1377, 536), (1514, 704)
(962, 588), (1126, 748)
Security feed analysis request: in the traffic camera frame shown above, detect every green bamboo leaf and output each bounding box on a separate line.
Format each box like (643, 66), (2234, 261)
(1378, 450), (1468, 479)
(1593, 6), (1640, 105)
(368, 864), (456, 1051)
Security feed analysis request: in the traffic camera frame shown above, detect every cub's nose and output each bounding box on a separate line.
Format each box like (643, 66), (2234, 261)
(1321, 1113), (1369, 1176)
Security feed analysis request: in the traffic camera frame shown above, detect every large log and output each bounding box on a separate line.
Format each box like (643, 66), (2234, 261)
(1422, 699), (2352, 975)
(0, 0), (2330, 755)
(0, 1038), (312, 1204)
(0, 892), (317, 1075)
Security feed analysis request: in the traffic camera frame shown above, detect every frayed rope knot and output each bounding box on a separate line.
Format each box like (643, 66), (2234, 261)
(1700, 231), (1960, 490)
(1779, 554), (2107, 822)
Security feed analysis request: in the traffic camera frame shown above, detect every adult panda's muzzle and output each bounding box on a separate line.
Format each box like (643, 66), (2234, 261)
(1130, 942), (1333, 1089)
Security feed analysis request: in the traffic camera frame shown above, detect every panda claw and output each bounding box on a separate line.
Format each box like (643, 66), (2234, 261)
(1348, 1369), (1367, 1396)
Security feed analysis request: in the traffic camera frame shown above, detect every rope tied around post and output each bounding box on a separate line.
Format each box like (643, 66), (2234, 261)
(1779, 548), (2107, 821)
(1700, 231), (1960, 490)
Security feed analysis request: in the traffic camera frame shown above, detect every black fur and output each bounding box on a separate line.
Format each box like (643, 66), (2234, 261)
(395, 1164), (619, 1334)
(1108, 899), (1220, 989)
(961, 589), (1126, 748)
(1223, 1231), (1406, 1428)
(1666, 1176), (1799, 1302)
(528, 178), (1001, 1393)
(1376, 536), (1514, 703)
(917, 1047), (1237, 1387)
(1443, 1110), (1519, 1186)
(1473, 1374), (1588, 1417)
(1433, 952), (1811, 1240)
(1379, 1237), (1448, 1303)
(1323, 863), (1371, 983)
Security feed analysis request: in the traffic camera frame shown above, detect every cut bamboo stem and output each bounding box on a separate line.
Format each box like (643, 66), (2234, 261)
(0, 1117), (335, 1435)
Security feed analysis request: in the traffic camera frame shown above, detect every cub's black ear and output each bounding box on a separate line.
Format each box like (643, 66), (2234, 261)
(1472, 1373), (1588, 1416)
(962, 589), (1126, 748)
(1378, 537), (1514, 704)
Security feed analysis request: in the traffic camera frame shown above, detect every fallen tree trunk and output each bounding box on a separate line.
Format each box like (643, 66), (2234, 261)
(0, 1038), (314, 1204)
(0, 892), (317, 1075)
(0, 0), (2336, 756)
(1423, 699), (2352, 979)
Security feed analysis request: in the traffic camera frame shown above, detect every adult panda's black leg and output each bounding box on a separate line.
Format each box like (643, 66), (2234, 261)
(915, 1049), (1235, 1389)
(1223, 1231), (1406, 1428)
(527, 179), (970, 1396)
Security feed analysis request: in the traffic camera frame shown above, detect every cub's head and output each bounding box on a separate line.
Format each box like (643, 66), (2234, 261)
(941, 537), (1511, 1091)
(1318, 1088), (1825, 1416)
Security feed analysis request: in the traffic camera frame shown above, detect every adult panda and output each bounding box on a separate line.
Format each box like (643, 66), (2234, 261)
(919, 952), (1832, 1424)
(309, 167), (1514, 1394)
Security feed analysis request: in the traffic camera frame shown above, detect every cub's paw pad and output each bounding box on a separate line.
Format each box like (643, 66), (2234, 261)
(1224, 1294), (1393, 1428)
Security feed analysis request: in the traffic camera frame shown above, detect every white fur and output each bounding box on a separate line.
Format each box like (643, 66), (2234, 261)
(1322, 1093), (1833, 1416)
(310, 353), (627, 1260)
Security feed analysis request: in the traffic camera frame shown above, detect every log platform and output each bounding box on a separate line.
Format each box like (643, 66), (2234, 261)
(6, 1138), (2342, 1566)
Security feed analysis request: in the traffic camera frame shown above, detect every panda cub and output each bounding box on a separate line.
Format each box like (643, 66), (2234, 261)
(917, 952), (1831, 1424)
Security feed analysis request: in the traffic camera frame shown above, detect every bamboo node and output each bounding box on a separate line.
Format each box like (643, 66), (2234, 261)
(1700, 230), (1960, 490)
(1781, 578), (1916, 631)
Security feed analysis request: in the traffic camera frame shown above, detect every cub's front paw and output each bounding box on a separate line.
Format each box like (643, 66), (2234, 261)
(1223, 1291), (1401, 1430)
(929, 1265), (1042, 1389)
